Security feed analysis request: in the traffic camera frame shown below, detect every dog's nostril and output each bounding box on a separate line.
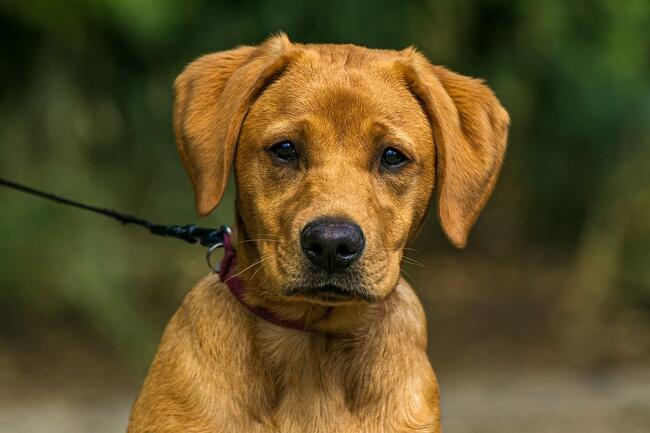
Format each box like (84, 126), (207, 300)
(336, 244), (354, 257)
(300, 217), (365, 273)
(305, 243), (323, 256)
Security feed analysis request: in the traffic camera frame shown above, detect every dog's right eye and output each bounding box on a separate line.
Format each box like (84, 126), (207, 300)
(269, 141), (298, 162)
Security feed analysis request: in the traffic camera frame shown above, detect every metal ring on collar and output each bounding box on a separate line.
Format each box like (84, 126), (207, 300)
(206, 241), (225, 273)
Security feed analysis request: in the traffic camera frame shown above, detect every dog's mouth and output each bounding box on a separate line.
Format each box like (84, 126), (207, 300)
(283, 284), (378, 305)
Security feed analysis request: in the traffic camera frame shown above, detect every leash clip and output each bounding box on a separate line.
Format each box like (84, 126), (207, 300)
(205, 225), (231, 273)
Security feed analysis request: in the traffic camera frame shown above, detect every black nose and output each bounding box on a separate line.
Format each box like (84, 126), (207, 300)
(300, 218), (365, 273)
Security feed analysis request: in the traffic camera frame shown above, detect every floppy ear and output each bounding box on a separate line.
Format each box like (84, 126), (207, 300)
(174, 34), (294, 216)
(400, 50), (510, 248)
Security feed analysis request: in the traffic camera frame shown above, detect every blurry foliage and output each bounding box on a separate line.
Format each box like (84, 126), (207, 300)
(0, 0), (648, 365)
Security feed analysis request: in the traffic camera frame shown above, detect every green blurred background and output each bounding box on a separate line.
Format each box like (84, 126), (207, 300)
(1, 1), (649, 432)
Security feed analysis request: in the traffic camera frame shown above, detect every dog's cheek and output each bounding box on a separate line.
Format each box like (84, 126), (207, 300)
(356, 229), (400, 295)
(363, 181), (412, 251)
(260, 187), (309, 290)
(363, 186), (429, 297)
(410, 159), (436, 240)
(362, 249), (403, 299)
(235, 146), (282, 228)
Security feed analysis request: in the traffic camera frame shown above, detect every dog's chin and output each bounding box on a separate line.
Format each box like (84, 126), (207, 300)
(282, 283), (379, 306)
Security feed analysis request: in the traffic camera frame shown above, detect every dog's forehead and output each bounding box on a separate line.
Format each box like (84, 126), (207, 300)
(299, 42), (402, 67)
(289, 43), (405, 89)
(253, 44), (428, 134)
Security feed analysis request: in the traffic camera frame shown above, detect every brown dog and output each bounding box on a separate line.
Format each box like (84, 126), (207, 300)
(128, 33), (508, 433)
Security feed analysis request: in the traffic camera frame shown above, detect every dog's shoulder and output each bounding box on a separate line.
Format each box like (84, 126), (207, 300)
(382, 277), (428, 348)
(128, 276), (263, 432)
(176, 274), (251, 339)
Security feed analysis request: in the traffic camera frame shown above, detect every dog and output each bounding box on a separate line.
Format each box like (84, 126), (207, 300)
(128, 33), (509, 433)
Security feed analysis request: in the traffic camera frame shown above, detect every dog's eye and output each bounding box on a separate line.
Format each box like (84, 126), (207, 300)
(269, 141), (298, 162)
(381, 147), (408, 168)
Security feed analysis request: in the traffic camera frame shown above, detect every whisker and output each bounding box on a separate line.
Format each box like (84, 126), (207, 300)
(401, 256), (427, 268)
(400, 268), (415, 284)
(235, 238), (281, 245)
(225, 257), (270, 282)
(252, 233), (282, 240)
(256, 271), (272, 297)
(377, 247), (420, 254)
(248, 260), (268, 283)
(257, 271), (270, 288)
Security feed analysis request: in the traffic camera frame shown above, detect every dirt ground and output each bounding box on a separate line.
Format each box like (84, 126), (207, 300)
(1, 363), (649, 433)
(439, 366), (650, 433)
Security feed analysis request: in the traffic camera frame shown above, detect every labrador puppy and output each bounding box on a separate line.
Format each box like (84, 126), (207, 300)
(128, 33), (509, 433)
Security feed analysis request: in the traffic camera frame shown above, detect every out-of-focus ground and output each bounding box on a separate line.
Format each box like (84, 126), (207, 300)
(2, 349), (649, 433)
(440, 366), (650, 433)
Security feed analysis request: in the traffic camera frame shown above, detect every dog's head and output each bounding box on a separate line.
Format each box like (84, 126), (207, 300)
(174, 34), (508, 306)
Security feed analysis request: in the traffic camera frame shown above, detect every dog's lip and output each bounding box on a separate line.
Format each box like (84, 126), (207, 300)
(284, 284), (377, 304)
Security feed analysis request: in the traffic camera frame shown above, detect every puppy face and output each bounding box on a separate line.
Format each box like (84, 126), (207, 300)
(235, 52), (435, 304)
(173, 35), (509, 306)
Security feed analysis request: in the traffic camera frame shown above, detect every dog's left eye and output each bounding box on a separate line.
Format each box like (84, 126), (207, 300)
(269, 141), (298, 162)
(381, 147), (408, 167)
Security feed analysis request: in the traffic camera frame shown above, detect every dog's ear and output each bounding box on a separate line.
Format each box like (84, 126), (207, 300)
(174, 34), (294, 216)
(399, 50), (510, 248)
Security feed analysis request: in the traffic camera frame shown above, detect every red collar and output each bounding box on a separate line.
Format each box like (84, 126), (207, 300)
(218, 232), (324, 331)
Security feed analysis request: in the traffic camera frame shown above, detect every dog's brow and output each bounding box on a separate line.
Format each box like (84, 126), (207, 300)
(371, 120), (416, 150)
(261, 118), (311, 141)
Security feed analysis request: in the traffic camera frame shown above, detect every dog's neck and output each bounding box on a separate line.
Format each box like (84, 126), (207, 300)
(229, 228), (387, 334)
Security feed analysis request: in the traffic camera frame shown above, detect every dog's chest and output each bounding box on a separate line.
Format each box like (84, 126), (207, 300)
(250, 325), (431, 433)
(256, 326), (355, 400)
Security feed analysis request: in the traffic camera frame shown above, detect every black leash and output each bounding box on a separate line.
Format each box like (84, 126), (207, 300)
(0, 177), (230, 271)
